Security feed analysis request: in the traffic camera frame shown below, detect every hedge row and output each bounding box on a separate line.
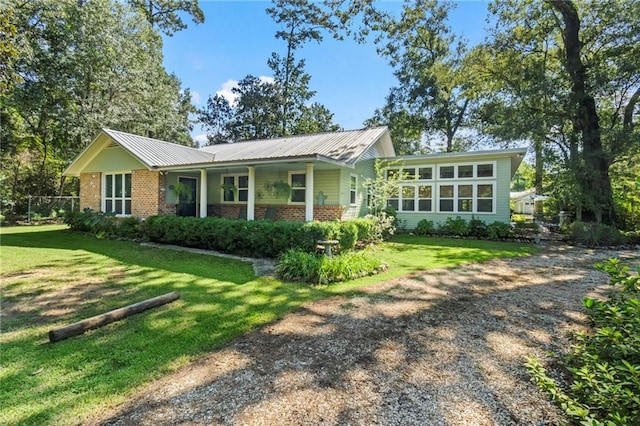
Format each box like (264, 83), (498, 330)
(144, 216), (381, 257)
(414, 216), (537, 240)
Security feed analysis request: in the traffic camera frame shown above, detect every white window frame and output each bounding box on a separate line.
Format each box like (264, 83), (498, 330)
(349, 174), (358, 205)
(102, 171), (132, 216)
(387, 183), (434, 213)
(288, 170), (306, 205)
(436, 182), (496, 214)
(437, 161), (496, 180)
(220, 174), (248, 204)
(385, 166), (434, 181)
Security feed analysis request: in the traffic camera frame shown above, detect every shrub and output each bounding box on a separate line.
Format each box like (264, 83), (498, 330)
(526, 259), (640, 425)
(347, 217), (377, 243)
(414, 219), (436, 236)
(438, 216), (469, 236)
(139, 216), (365, 258)
(566, 221), (626, 247)
(511, 220), (540, 240)
(276, 248), (385, 284)
(468, 217), (490, 238)
(487, 221), (513, 240)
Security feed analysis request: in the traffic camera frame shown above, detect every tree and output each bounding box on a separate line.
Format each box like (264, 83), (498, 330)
(266, 0), (336, 136)
(127, 0), (204, 36)
(2, 0), (195, 218)
(472, 0), (639, 225)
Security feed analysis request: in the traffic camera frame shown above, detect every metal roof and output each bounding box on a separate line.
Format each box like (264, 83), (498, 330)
(198, 127), (390, 165)
(102, 129), (215, 167)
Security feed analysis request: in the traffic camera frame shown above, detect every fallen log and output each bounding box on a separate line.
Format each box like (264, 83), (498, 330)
(48, 291), (180, 343)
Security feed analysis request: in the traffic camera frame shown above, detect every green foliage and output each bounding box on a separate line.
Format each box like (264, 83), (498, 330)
(139, 216), (363, 258)
(527, 259), (640, 425)
(566, 222), (626, 247)
(64, 208), (143, 239)
(346, 217), (377, 244)
(415, 219), (436, 236)
(438, 216), (470, 237)
(511, 220), (540, 240)
(487, 221), (513, 240)
(276, 248), (384, 284)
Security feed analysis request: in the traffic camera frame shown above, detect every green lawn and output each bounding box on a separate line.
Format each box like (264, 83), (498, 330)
(0, 224), (536, 425)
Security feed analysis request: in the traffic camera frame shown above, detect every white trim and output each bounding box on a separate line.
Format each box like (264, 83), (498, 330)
(436, 182), (496, 214)
(436, 161), (496, 180)
(220, 173), (249, 204)
(387, 183), (434, 213)
(199, 170), (207, 218)
(288, 170), (306, 205)
(102, 171), (132, 216)
(349, 174), (358, 205)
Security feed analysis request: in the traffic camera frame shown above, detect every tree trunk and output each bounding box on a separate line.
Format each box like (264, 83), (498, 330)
(549, 0), (616, 225)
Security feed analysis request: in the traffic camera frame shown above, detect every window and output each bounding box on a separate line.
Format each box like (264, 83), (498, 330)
(437, 183), (495, 214)
(458, 165), (473, 178)
(104, 173), (131, 215)
(387, 184), (433, 212)
(350, 175), (357, 205)
(418, 185), (433, 211)
(439, 166), (455, 179)
(477, 184), (493, 212)
(418, 167), (433, 180)
(221, 174), (248, 203)
(439, 185), (454, 212)
(477, 163), (494, 178)
(290, 172), (306, 203)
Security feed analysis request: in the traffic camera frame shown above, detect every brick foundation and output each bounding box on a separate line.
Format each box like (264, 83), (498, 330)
(207, 204), (345, 222)
(80, 172), (101, 212)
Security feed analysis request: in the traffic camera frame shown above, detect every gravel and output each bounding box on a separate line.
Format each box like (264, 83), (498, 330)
(94, 242), (639, 426)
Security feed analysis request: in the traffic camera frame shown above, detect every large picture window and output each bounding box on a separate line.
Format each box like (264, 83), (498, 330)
(104, 173), (131, 215)
(221, 174), (248, 203)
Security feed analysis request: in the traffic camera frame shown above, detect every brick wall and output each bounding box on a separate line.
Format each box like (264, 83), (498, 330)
(132, 169), (161, 218)
(80, 172), (101, 212)
(207, 204), (345, 222)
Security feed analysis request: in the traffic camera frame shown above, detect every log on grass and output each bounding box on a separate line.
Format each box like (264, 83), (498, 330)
(49, 291), (180, 343)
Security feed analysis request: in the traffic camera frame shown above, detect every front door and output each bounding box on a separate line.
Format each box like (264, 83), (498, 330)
(177, 177), (197, 217)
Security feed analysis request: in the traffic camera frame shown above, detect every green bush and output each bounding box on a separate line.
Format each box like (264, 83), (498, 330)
(140, 216), (364, 258)
(511, 220), (540, 239)
(468, 217), (490, 238)
(276, 248), (385, 284)
(488, 221), (513, 239)
(347, 217), (377, 243)
(438, 216), (469, 236)
(566, 221), (626, 247)
(526, 259), (640, 425)
(415, 219), (436, 236)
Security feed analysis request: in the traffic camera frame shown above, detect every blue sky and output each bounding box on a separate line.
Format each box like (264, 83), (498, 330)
(161, 1), (491, 144)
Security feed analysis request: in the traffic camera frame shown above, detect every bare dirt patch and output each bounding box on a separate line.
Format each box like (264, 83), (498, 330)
(94, 243), (638, 426)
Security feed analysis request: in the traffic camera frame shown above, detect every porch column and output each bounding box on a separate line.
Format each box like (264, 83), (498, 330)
(199, 169), (207, 218)
(305, 162), (314, 221)
(247, 165), (255, 221)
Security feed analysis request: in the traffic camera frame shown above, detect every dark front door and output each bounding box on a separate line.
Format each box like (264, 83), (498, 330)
(177, 177), (197, 217)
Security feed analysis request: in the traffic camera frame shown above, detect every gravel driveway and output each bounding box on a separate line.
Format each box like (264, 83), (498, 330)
(95, 243), (639, 426)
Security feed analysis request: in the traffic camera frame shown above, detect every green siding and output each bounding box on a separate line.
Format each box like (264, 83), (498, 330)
(84, 146), (145, 172)
(343, 159), (376, 218)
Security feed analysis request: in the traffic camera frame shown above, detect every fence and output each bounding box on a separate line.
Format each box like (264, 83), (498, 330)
(28, 196), (80, 223)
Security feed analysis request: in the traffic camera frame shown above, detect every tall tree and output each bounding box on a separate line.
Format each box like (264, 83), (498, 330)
(2, 0), (195, 216)
(325, 0), (474, 153)
(127, 0), (204, 36)
(266, 0), (335, 136)
(475, 0), (639, 225)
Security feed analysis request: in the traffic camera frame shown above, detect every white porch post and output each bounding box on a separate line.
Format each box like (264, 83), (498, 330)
(247, 165), (255, 221)
(305, 162), (314, 221)
(199, 169), (207, 218)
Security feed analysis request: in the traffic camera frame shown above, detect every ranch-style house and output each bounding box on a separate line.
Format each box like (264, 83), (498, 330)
(63, 127), (526, 229)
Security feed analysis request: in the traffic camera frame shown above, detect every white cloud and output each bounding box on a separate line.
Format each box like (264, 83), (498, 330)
(193, 133), (209, 147)
(215, 76), (275, 106)
(216, 79), (240, 105)
(190, 91), (202, 105)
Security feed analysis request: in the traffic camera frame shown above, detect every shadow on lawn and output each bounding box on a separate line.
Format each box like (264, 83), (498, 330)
(97, 247), (628, 425)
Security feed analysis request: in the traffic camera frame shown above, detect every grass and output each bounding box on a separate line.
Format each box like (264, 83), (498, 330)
(0, 225), (537, 425)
